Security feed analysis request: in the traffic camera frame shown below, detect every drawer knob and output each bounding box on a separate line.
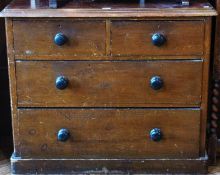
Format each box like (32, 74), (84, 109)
(54, 33), (68, 46)
(150, 76), (163, 90)
(150, 128), (162, 141)
(57, 128), (70, 142)
(151, 33), (166, 47)
(55, 76), (69, 90)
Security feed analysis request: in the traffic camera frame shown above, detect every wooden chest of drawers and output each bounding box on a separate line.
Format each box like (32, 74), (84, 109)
(1, 0), (217, 174)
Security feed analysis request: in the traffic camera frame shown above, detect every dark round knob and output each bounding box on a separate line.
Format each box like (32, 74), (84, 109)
(151, 33), (166, 46)
(57, 128), (70, 142)
(150, 128), (162, 142)
(150, 76), (163, 90)
(55, 76), (69, 90)
(54, 33), (68, 46)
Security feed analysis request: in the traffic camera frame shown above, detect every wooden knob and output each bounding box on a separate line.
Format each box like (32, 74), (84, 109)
(57, 128), (70, 142)
(151, 33), (166, 46)
(150, 128), (162, 141)
(150, 76), (163, 90)
(54, 33), (68, 46)
(55, 76), (69, 90)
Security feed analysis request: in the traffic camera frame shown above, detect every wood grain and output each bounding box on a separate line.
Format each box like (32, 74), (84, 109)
(16, 60), (203, 107)
(199, 17), (212, 155)
(17, 108), (200, 159)
(111, 20), (205, 56)
(1, 157), (220, 174)
(13, 20), (106, 56)
(11, 157), (208, 174)
(0, 0), (217, 17)
(2, 0), (216, 173)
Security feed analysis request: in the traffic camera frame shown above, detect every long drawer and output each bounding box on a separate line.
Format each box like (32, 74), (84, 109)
(13, 20), (106, 56)
(111, 20), (204, 56)
(17, 108), (200, 159)
(16, 60), (202, 107)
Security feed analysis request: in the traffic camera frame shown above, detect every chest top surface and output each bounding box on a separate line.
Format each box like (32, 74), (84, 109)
(0, 0), (217, 17)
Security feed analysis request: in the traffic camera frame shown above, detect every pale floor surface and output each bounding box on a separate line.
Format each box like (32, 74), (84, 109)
(0, 159), (10, 175)
(209, 160), (220, 174)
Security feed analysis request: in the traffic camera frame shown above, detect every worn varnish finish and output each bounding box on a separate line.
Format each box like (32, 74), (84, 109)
(11, 158), (208, 174)
(111, 20), (204, 56)
(1, 0), (216, 174)
(0, 0), (217, 17)
(13, 20), (106, 56)
(13, 19), (205, 57)
(16, 60), (202, 107)
(17, 109), (200, 159)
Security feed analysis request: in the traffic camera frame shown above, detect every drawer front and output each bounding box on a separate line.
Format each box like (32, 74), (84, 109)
(17, 109), (200, 159)
(16, 60), (202, 107)
(111, 21), (204, 56)
(13, 20), (106, 56)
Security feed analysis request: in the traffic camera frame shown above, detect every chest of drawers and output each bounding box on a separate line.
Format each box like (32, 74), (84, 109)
(1, 0), (217, 173)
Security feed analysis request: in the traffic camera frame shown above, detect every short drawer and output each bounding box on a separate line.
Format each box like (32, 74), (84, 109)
(111, 21), (204, 56)
(13, 20), (106, 56)
(16, 60), (202, 107)
(17, 108), (200, 159)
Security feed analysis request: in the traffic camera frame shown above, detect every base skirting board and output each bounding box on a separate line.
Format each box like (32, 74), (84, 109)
(11, 154), (208, 174)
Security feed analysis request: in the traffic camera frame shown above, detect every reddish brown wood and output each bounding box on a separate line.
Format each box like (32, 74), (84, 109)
(5, 17), (19, 156)
(11, 157), (208, 174)
(16, 60), (203, 107)
(111, 20), (205, 56)
(13, 54), (211, 61)
(2, 0), (216, 173)
(13, 20), (106, 56)
(0, 0), (217, 17)
(200, 17), (212, 156)
(17, 108), (200, 159)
